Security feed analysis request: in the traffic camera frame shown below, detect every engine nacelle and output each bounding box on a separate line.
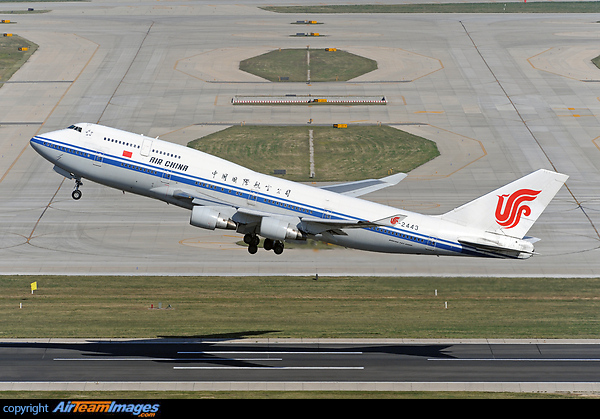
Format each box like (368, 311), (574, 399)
(190, 206), (236, 230)
(259, 217), (303, 241)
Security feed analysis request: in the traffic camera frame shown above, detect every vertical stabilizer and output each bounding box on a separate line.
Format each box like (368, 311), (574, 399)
(440, 169), (569, 238)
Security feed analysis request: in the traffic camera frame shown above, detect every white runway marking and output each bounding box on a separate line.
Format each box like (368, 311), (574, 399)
(54, 357), (282, 362)
(428, 358), (600, 362)
(177, 351), (363, 355)
(173, 366), (364, 370)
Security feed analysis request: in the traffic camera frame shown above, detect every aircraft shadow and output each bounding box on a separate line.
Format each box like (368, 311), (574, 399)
(0, 331), (457, 370)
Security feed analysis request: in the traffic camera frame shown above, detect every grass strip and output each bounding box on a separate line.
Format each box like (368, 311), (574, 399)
(0, 33), (37, 82)
(262, 2), (600, 14)
(2, 275), (600, 339)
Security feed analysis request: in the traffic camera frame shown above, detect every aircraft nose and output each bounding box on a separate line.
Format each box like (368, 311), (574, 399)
(29, 135), (42, 153)
(29, 133), (53, 161)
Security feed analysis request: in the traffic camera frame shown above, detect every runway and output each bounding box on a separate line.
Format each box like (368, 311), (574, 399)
(1, 339), (600, 393)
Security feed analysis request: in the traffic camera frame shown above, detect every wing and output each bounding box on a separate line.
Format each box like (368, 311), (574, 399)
(172, 188), (234, 207)
(174, 188), (406, 237)
(233, 207), (403, 236)
(173, 171), (406, 208)
(318, 172), (406, 197)
(297, 214), (406, 236)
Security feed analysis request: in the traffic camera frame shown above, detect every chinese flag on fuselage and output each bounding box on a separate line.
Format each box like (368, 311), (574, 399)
(123, 150), (132, 158)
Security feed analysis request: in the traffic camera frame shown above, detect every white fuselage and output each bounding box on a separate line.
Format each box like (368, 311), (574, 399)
(29, 123), (534, 259)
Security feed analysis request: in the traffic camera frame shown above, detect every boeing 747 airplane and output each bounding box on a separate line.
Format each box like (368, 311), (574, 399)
(30, 123), (568, 258)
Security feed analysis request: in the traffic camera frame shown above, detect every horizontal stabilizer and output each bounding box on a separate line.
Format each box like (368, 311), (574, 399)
(319, 172), (406, 197)
(458, 235), (536, 259)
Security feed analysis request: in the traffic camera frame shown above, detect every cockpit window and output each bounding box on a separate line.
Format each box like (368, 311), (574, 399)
(68, 125), (82, 132)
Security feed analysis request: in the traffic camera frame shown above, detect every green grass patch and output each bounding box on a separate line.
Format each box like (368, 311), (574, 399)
(309, 48), (377, 81)
(0, 10), (50, 14)
(2, 276), (600, 339)
(262, 2), (600, 14)
(0, 33), (37, 82)
(240, 49), (307, 82)
(239, 48), (377, 82)
(187, 125), (439, 182)
(593, 54), (600, 70)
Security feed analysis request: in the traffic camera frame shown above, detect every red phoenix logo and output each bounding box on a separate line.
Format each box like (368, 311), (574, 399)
(390, 216), (402, 225)
(495, 189), (541, 229)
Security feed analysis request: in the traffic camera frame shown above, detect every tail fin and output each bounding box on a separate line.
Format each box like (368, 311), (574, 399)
(440, 169), (569, 238)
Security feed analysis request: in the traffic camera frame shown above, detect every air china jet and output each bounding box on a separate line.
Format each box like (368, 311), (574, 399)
(30, 123), (568, 259)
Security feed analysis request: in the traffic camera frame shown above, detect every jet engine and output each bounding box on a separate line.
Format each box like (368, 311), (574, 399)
(259, 217), (304, 241)
(190, 206), (236, 230)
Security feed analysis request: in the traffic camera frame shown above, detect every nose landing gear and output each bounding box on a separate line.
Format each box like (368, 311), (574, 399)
(72, 179), (83, 200)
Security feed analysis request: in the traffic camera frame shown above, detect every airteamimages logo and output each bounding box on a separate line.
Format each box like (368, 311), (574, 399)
(52, 401), (160, 417)
(495, 189), (541, 229)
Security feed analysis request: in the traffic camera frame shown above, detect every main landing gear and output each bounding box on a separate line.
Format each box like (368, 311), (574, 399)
(71, 179), (83, 200)
(243, 233), (284, 255)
